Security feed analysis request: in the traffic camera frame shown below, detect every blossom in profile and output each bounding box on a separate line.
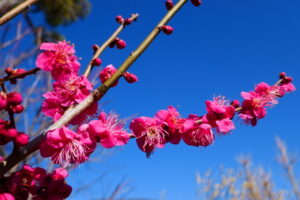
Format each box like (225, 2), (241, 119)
(99, 64), (118, 86)
(39, 126), (96, 167)
(130, 117), (167, 156)
(88, 112), (129, 148)
(36, 41), (80, 81)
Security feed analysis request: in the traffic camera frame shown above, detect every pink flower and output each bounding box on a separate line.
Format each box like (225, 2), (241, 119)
(40, 126), (96, 167)
(130, 117), (167, 156)
(204, 96), (235, 134)
(36, 41), (80, 81)
(88, 112), (129, 148)
(99, 64), (118, 86)
(182, 118), (214, 147)
(52, 75), (93, 107)
(155, 106), (184, 144)
(0, 193), (14, 200)
(42, 75), (97, 124)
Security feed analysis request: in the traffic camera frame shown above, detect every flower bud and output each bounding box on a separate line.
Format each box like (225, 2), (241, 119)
(231, 100), (240, 108)
(109, 41), (115, 48)
(16, 68), (26, 78)
(191, 0), (202, 7)
(99, 65), (119, 87)
(115, 15), (124, 24)
(12, 104), (24, 113)
(279, 72), (286, 79)
(116, 39), (126, 49)
(14, 132), (29, 146)
(92, 58), (102, 66)
(123, 72), (138, 83)
(7, 92), (22, 105)
(0, 92), (7, 110)
(92, 44), (99, 52)
(124, 18), (133, 25)
(161, 25), (174, 35)
(165, 0), (174, 10)
(5, 67), (14, 75)
(3, 128), (18, 138)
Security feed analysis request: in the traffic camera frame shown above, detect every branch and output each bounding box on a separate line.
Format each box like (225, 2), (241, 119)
(0, 0), (39, 26)
(0, 0), (188, 176)
(0, 68), (40, 84)
(83, 13), (139, 78)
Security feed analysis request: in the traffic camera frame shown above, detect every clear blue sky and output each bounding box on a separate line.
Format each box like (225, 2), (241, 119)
(42, 0), (300, 199)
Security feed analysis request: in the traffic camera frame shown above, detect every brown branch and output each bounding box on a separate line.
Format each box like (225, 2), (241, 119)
(83, 13), (139, 78)
(0, 0), (188, 176)
(0, 68), (40, 84)
(0, 0), (39, 26)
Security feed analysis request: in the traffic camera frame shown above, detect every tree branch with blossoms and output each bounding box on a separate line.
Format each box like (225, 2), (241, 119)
(0, 0), (296, 199)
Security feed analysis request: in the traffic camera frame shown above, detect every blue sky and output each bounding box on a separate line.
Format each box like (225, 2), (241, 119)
(33, 0), (300, 199)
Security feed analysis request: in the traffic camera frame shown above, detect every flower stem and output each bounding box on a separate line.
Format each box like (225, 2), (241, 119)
(83, 13), (139, 78)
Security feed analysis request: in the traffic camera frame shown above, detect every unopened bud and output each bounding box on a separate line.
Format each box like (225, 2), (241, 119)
(279, 72), (286, 79)
(12, 104), (24, 113)
(14, 132), (29, 146)
(231, 100), (240, 108)
(92, 58), (102, 66)
(7, 92), (22, 106)
(92, 44), (99, 52)
(124, 18), (133, 25)
(116, 39), (126, 49)
(123, 72), (138, 83)
(191, 0), (202, 7)
(115, 15), (124, 24)
(161, 25), (174, 35)
(165, 0), (174, 10)
(5, 67), (14, 75)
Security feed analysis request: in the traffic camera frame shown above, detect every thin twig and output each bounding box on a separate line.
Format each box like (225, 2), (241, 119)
(83, 13), (139, 78)
(0, 0), (39, 26)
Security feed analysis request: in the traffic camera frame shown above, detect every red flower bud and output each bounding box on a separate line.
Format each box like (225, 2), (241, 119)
(124, 18), (133, 25)
(123, 72), (138, 83)
(231, 100), (240, 108)
(12, 104), (24, 113)
(5, 67), (14, 75)
(3, 128), (18, 138)
(92, 58), (102, 66)
(165, 0), (174, 10)
(14, 132), (29, 146)
(279, 72), (286, 79)
(0, 92), (7, 110)
(191, 0), (202, 7)
(7, 92), (22, 106)
(92, 44), (99, 52)
(116, 39), (126, 49)
(115, 15), (124, 24)
(161, 25), (174, 35)
(16, 68), (26, 78)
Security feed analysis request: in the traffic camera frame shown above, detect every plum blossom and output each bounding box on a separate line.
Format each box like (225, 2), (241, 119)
(36, 41), (80, 81)
(39, 126), (96, 167)
(155, 106), (184, 144)
(182, 116), (214, 147)
(203, 96), (235, 134)
(130, 117), (167, 156)
(42, 75), (97, 124)
(99, 64), (118, 86)
(88, 112), (130, 148)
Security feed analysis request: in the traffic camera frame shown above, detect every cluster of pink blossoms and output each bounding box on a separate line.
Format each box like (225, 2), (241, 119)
(129, 73), (295, 156)
(0, 165), (71, 200)
(36, 41), (295, 174)
(36, 41), (97, 125)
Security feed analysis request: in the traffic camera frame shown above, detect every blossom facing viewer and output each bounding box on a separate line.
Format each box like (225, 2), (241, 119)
(36, 41), (80, 81)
